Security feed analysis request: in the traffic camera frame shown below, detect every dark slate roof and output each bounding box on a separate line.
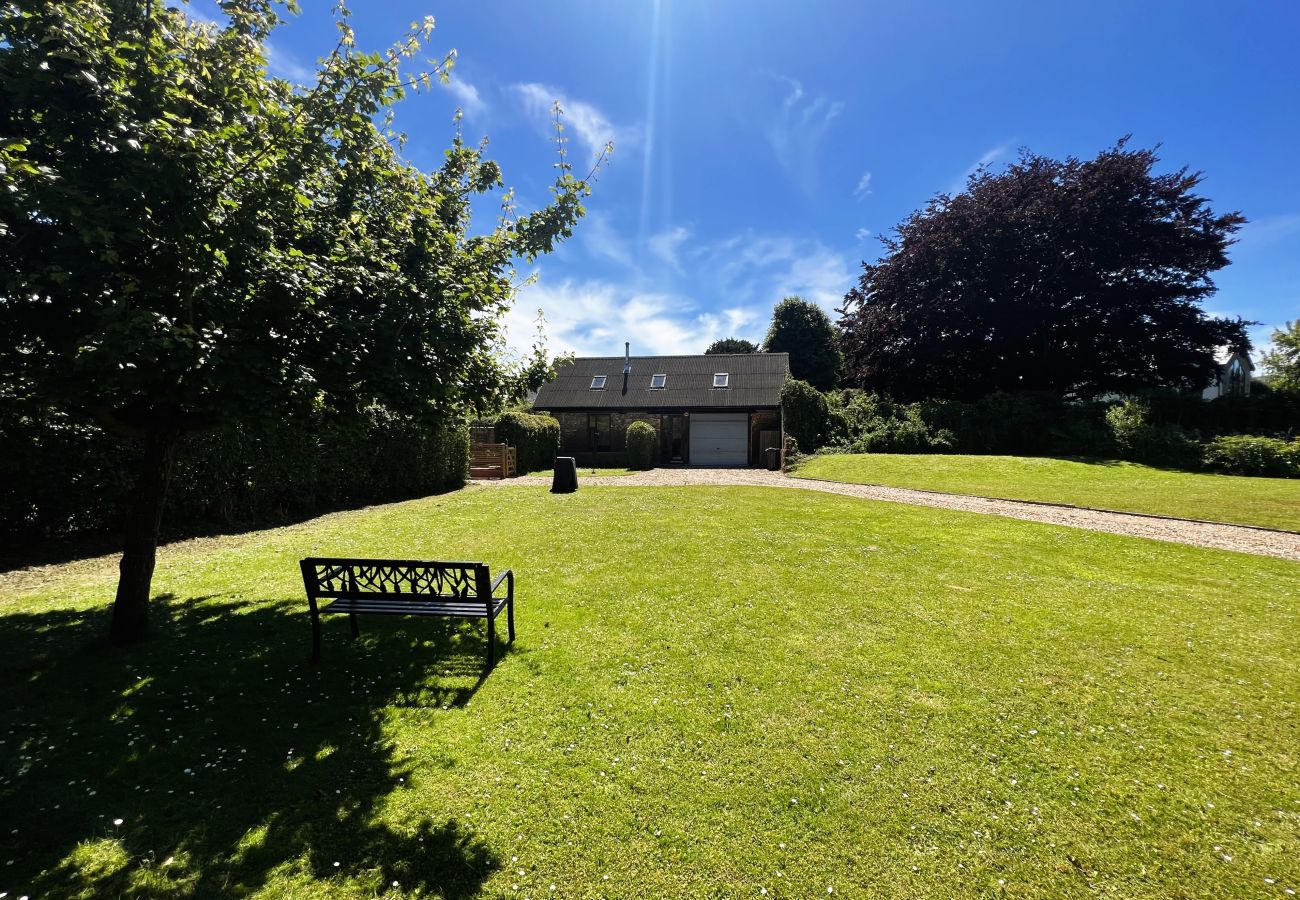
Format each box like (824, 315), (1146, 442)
(533, 353), (789, 410)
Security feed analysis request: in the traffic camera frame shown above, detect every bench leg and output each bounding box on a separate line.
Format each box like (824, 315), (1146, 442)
(349, 613), (360, 639)
(507, 596), (516, 643)
(311, 610), (322, 664)
(486, 614), (497, 669)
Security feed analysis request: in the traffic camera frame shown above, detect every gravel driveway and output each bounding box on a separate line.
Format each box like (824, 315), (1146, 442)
(497, 468), (1300, 561)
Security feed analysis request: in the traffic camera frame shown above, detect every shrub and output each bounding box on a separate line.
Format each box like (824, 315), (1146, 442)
(1140, 388), (1300, 438)
(1105, 399), (1202, 469)
(1104, 399), (1149, 452)
(781, 378), (829, 453)
(818, 389), (1113, 458)
(626, 421), (656, 470)
(1203, 435), (1300, 477)
(493, 411), (560, 474)
(780, 433), (802, 472)
(850, 415), (956, 453)
(821, 391), (954, 454)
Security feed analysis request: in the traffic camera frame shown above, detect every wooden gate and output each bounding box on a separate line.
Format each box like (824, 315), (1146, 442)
(470, 443), (517, 479)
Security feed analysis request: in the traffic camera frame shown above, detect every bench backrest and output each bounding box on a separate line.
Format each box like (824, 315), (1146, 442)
(300, 557), (491, 607)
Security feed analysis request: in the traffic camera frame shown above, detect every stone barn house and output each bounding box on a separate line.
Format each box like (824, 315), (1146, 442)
(532, 345), (788, 467)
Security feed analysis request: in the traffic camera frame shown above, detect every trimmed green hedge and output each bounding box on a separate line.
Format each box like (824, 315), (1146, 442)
(626, 421), (656, 470)
(493, 411), (560, 474)
(0, 407), (468, 543)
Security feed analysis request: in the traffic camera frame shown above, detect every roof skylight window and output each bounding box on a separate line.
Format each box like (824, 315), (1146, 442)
(590, 375), (607, 390)
(650, 374), (667, 389)
(713, 373), (729, 388)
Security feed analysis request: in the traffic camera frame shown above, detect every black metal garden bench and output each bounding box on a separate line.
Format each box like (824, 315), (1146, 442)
(299, 557), (515, 667)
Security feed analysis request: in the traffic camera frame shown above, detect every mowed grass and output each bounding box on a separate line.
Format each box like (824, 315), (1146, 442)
(795, 452), (1300, 532)
(530, 465), (638, 479)
(1, 485), (1298, 899)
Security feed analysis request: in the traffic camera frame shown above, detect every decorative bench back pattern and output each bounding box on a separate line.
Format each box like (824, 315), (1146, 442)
(302, 558), (490, 601)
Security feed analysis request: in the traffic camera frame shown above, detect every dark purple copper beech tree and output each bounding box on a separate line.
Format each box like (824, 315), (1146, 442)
(0, 0), (599, 642)
(839, 140), (1248, 400)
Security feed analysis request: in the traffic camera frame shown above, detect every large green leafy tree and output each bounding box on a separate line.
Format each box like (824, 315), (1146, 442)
(704, 337), (756, 354)
(1260, 321), (1300, 394)
(0, 0), (595, 642)
(762, 296), (842, 390)
(839, 140), (1247, 400)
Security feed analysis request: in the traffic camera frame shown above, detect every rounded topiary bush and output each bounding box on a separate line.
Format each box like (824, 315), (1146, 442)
(626, 421), (656, 470)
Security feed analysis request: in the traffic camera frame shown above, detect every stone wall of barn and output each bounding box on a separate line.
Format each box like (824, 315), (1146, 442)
(547, 408), (780, 467)
(553, 410), (662, 465)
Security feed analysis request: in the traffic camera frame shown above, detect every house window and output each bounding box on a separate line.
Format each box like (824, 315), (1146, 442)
(650, 374), (667, 390)
(588, 413), (612, 451)
(590, 375), (606, 390)
(713, 373), (729, 388)
(1228, 358), (1247, 396)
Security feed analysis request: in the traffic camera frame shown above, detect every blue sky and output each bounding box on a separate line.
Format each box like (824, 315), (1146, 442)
(198, 0), (1299, 360)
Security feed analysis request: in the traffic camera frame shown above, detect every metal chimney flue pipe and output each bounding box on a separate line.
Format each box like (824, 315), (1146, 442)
(623, 341), (631, 374)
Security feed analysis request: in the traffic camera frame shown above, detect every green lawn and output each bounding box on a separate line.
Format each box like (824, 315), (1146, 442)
(795, 453), (1300, 532)
(2, 485), (1298, 898)
(528, 465), (638, 479)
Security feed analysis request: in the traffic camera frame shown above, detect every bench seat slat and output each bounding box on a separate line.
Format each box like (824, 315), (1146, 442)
(321, 597), (507, 618)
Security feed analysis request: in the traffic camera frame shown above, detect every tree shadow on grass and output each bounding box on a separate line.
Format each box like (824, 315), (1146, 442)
(1051, 454), (1202, 473)
(0, 595), (506, 899)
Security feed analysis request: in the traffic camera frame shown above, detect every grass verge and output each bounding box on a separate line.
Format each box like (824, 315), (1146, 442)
(2, 485), (1297, 898)
(527, 466), (638, 479)
(794, 453), (1300, 531)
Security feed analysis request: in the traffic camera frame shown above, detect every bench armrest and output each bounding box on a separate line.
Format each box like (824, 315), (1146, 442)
(490, 568), (513, 596)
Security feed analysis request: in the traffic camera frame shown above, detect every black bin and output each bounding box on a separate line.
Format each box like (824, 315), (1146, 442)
(551, 456), (578, 493)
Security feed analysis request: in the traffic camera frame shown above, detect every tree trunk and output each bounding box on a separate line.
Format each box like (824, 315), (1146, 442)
(110, 428), (180, 644)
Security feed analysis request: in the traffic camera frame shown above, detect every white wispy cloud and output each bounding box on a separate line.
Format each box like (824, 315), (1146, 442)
(704, 232), (856, 315)
(949, 143), (1013, 194)
(442, 75), (486, 117)
(1231, 213), (1300, 255)
(266, 42), (314, 84)
(512, 82), (635, 163)
(581, 211), (637, 269)
(502, 229), (855, 358)
(764, 75), (844, 195)
(505, 278), (743, 357)
(854, 171), (873, 201)
(855, 227), (872, 242)
(181, 3), (218, 26)
(648, 226), (691, 274)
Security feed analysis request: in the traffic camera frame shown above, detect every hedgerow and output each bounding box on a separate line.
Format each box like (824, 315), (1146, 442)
(1, 407), (468, 542)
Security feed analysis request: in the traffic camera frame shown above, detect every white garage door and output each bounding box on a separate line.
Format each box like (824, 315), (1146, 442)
(690, 412), (748, 467)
